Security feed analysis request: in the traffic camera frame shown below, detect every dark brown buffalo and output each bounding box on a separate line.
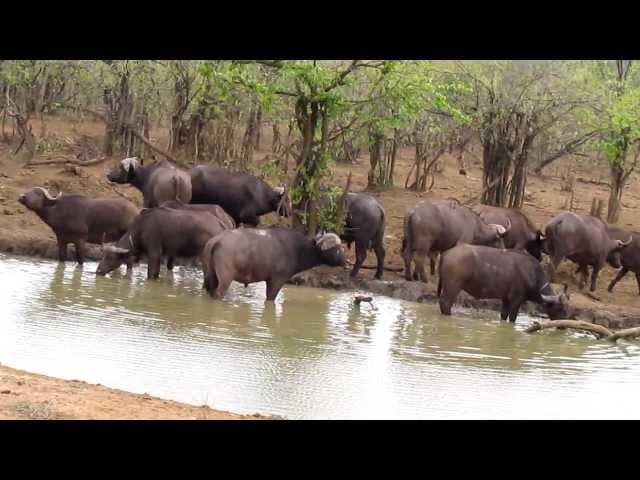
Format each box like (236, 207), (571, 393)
(606, 226), (640, 294)
(543, 212), (632, 291)
(107, 157), (192, 207)
(158, 200), (235, 230)
(190, 165), (285, 226)
(341, 193), (386, 279)
(437, 244), (571, 322)
(154, 200), (236, 271)
(473, 204), (544, 260)
(402, 199), (510, 283)
(201, 229), (346, 301)
(18, 187), (139, 264)
(96, 206), (229, 279)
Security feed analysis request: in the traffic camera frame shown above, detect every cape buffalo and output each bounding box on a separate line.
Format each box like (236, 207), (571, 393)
(96, 206), (229, 279)
(543, 212), (632, 291)
(437, 244), (571, 322)
(190, 165), (286, 226)
(606, 226), (640, 294)
(473, 204), (544, 260)
(158, 200), (236, 230)
(201, 228), (346, 301)
(107, 157), (192, 207)
(155, 200), (236, 271)
(18, 187), (139, 264)
(342, 193), (386, 279)
(402, 199), (510, 283)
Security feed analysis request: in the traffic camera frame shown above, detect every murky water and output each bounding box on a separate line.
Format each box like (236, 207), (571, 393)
(1, 252), (639, 419)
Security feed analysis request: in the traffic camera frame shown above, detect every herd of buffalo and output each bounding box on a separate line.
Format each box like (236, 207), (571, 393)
(15, 157), (640, 322)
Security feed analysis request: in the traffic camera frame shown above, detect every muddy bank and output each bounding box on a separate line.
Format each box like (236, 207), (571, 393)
(0, 364), (277, 420)
(2, 233), (640, 331)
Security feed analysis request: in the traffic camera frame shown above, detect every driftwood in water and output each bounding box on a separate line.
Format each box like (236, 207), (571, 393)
(354, 295), (373, 306)
(526, 320), (640, 343)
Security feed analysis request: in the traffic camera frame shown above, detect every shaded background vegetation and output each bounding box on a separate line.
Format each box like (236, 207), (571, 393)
(2, 60), (639, 228)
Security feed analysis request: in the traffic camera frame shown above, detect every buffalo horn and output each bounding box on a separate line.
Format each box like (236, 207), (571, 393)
(34, 186), (61, 201)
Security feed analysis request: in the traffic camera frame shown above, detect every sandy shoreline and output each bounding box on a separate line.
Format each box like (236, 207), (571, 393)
(0, 363), (278, 420)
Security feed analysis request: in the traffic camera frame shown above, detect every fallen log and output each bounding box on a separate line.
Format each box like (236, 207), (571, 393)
(526, 320), (640, 343)
(25, 156), (107, 167)
(608, 327), (640, 342)
(344, 261), (404, 273)
(354, 295), (373, 306)
(359, 264), (405, 273)
(526, 320), (613, 339)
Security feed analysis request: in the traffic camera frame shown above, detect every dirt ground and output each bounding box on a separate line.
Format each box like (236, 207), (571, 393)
(0, 364), (274, 420)
(2, 114), (640, 417)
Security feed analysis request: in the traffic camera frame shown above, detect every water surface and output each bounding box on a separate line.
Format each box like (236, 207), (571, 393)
(1, 253), (639, 419)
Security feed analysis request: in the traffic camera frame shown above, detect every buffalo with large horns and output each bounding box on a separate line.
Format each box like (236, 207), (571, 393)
(18, 187), (139, 264)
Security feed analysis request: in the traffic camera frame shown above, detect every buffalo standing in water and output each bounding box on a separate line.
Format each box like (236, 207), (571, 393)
(107, 157), (192, 207)
(97, 206), (230, 279)
(201, 229), (346, 301)
(18, 187), (139, 264)
(438, 244), (571, 322)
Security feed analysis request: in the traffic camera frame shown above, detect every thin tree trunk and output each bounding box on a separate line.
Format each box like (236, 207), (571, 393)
(608, 164), (624, 224)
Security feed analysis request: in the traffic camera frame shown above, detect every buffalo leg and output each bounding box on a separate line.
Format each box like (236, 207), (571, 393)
(413, 253), (428, 283)
(575, 265), (588, 290)
(608, 267), (629, 293)
(266, 279), (285, 301)
(589, 266), (600, 292)
(167, 257), (174, 271)
(147, 253), (162, 280)
(373, 242), (385, 280)
(74, 240), (86, 265)
(439, 293), (457, 315)
(429, 253), (438, 276)
(508, 305), (521, 323)
(56, 237), (68, 262)
(500, 302), (510, 321)
(438, 281), (460, 315)
(635, 272), (640, 295)
(213, 276), (232, 299)
(350, 240), (368, 278)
